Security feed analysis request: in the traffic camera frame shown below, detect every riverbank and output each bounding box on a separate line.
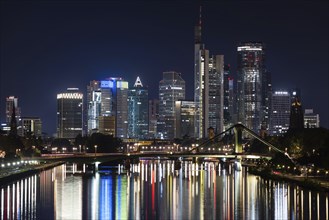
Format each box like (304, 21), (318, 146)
(249, 167), (329, 192)
(0, 161), (65, 186)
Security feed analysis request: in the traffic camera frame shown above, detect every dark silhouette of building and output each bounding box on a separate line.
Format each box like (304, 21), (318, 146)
(289, 96), (304, 129)
(9, 102), (17, 137)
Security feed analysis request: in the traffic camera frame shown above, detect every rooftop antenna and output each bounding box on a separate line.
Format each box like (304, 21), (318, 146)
(195, 5), (202, 44)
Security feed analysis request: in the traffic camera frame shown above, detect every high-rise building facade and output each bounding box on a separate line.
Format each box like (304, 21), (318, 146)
(237, 42), (267, 133)
(175, 100), (196, 138)
(128, 77), (149, 139)
(18, 117), (42, 137)
(262, 70), (272, 132)
(194, 8), (224, 138)
(57, 88), (83, 139)
(101, 78), (129, 138)
(87, 78), (129, 138)
(87, 80), (102, 134)
(158, 71), (185, 140)
(270, 91), (291, 135)
(304, 109), (320, 128)
(223, 64), (235, 129)
(148, 99), (159, 139)
(99, 115), (115, 135)
(208, 55), (224, 134)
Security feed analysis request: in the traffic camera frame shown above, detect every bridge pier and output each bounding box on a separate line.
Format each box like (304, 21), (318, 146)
(234, 159), (242, 171)
(234, 125), (243, 153)
(174, 160), (181, 170)
(192, 157), (203, 164)
(94, 161), (100, 172)
(124, 159), (131, 171)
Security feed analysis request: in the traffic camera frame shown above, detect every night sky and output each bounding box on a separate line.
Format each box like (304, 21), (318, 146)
(0, 1), (328, 135)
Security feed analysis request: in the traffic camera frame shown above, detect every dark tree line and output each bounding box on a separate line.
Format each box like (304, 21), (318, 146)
(75, 133), (123, 153)
(0, 131), (42, 159)
(248, 127), (329, 168)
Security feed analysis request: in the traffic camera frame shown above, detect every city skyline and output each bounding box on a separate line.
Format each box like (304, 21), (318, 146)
(0, 1), (328, 135)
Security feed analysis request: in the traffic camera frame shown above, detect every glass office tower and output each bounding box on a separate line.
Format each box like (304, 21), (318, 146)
(100, 78), (129, 138)
(194, 8), (224, 138)
(237, 42), (267, 133)
(57, 88), (83, 139)
(270, 91), (291, 135)
(158, 71), (185, 140)
(128, 77), (149, 139)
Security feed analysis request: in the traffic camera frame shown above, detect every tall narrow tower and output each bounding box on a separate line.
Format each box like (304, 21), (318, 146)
(9, 102), (17, 136)
(290, 89), (304, 129)
(237, 42), (266, 133)
(158, 71), (185, 140)
(87, 80), (102, 134)
(194, 6), (209, 139)
(128, 76), (149, 139)
(194, 7), (224, 138)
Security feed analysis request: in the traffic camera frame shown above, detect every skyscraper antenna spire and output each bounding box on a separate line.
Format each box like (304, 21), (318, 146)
(195, 5), (202, 44)
(199, 5), (202, 26)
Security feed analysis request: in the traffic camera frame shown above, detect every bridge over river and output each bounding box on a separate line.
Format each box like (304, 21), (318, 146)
(26, 124), (295, 171)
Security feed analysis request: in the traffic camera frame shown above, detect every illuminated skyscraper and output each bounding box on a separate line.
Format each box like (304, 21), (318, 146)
(208, 55), (224, 134)
(100, 77), (129, 138)
(175, 100), (196, 138)
(128, 77), (149, 139)
(87, 78), (129, 138)
(270, 91), (291, 135)
(57, 88), (83, 139)
(194, 7), (224, 138)
(87, 80), (102, 134)
(237, 42), (268, 133)
(158, 71), (185, 140)
(223, 64), (235, 129)
(194, 7), (208, 139)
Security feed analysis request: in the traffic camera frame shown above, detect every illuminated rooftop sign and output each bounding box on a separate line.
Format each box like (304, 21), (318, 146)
(117, 81), (128, 89)
(274, 91), (289, 95)
(57, 93), (83, 99)
(237, 46), (263, 51)
(100, 80), (114, 88)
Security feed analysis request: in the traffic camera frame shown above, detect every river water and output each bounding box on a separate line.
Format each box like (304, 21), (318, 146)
(0, 160), (328, 220)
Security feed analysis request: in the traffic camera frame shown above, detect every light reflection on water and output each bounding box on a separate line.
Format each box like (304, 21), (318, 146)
(0, 160), (328, 219)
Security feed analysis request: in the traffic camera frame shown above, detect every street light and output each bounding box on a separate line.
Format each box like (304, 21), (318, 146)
(94, 145), (98, 157)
